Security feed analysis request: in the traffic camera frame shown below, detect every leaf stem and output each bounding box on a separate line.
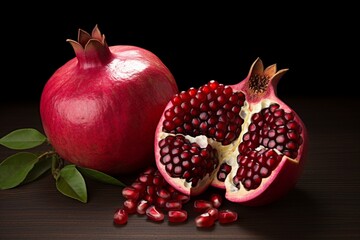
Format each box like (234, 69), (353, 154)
(51, 154), (64, 180)
(38, 150), (56, 160)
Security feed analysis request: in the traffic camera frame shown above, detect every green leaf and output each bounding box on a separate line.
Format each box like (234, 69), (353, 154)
(77, 166), (126, 187)
(0, 152), (39, 189)
(22, 155), (52, 184)
(56, 165), (87, 203)
(0, 128), (47, 150)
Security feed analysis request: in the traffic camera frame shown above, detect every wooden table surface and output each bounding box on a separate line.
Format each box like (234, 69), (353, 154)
(1, 97), (359, 240)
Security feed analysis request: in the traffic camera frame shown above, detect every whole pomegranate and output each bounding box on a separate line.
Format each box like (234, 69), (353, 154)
(154, 58), (308, 206)
(40, 25), (178, 175)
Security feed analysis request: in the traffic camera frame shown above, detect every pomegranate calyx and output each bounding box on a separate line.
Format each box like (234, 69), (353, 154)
(240, 57), (288, 103)
(66, 25), (113, 69)
(74, 24), (106, 48)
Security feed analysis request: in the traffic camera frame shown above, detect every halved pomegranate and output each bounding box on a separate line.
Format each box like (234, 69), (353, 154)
(154, 58), (308, 206)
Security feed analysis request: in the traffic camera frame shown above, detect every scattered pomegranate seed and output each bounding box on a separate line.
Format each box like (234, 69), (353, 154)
(123, 199), (137, 214)
(137, 200), (150, 215)
(113, 166), (239, 228)
(209, 193), (223, 208)
(146, 205), (164, 222)
(168, 210), (188, 223)
(165, 200), (182, 210)
(194, 200), (213, 213)
(218, 209), (238, 224)
(122, 186), (140, 200)
(206, 207), (219, 220)
(113, 209), (128, 225)
(195, 212), (215, 228)
(173, 192), (190, 204)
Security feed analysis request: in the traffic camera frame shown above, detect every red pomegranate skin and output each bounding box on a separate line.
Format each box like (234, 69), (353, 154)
(40, 27), (178, 175)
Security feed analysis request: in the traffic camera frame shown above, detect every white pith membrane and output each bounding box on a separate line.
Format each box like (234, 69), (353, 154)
(156, 97), (299, 197)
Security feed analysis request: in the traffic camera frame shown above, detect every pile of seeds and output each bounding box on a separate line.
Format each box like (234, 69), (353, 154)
(113, 166), (238, 227)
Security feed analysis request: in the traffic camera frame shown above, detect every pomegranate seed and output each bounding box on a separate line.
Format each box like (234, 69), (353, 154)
(172, 95), (182, 105)
(157, 189), (170, 200)
(196, 91), (206, 101)
(146, 185), (155, 195)
(194, 200), (213, 213)
(232, 105), (241, 114)
(165, 200), (182, 210)
(269, 103), (279, 112)
(274, 109), (284, 117)
(146, 205), (164, 222)
(268, 129), (276, 138)
(138, 175), (151, 184)
(286, 141), (297, 150)
(200, 84), (211, 93)
(131, 181), (145, 191)
(163, 120), (175, 131)
(179, 91), (190, 100)
(142, 167), (156, 175)
(260, 167), (269, 177)
(287, 121), (298, 130)
(122, 187), (140, 200)
(143, 194), (154, 204)
(218, 210), (238, 224)
(155, 197), (167, 208)
(188, 87), (197, 96)
(209, 193), (223, 208)
(287, 131), (298, 140)
(207, 207), (219, 220)
(209, 80), (219, 89)
(123, 199), (137, 214)
(190, 98), (200, 108)
(276, 134), (286, 144)
(268, 139), (276, 148)
(181, 102), (191, 112)
(113, 209), (128, 225)
(137, 200), (150, 215)
(168, 210), (188, 223)
(173, 193), (190, 203)
(195, 213), (215, 228)
(152, 175), (164, 185)
(284, 112), (294, 120)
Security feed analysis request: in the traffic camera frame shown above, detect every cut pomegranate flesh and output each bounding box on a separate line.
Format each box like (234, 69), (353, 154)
(155, 58), (308, 206)
(162, 83), (245, 145)
(158, 135), (218, 188)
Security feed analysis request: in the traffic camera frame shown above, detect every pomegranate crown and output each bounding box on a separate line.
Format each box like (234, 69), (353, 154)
(242, 57), (289, 102)
(67, 24), (108, 50)
(66, 25), (112, 68)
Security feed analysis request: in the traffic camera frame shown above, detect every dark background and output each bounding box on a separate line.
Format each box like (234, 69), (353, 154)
(1, 4), (359, 239)
(0, 3), (357, 104)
